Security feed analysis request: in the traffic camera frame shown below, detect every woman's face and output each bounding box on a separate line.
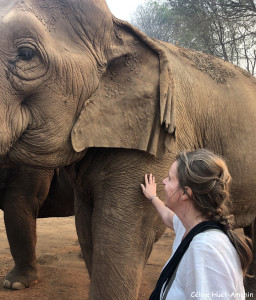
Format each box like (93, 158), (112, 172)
(163, 161), (183, 210)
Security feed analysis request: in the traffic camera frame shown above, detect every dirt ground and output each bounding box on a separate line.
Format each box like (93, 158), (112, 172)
(0, 210), (174, 300)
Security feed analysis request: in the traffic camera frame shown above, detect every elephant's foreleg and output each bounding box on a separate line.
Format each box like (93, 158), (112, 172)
(3, 205), (38, 289)
(244, 219), (256, 297)
(87, 194), (160, 300)
(2, 168), (53, 290)
(79, 178), (163, 300)
(74, 148), (168, 300)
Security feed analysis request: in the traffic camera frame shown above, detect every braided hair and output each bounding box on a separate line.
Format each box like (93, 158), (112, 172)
(176, 149), (252, 276)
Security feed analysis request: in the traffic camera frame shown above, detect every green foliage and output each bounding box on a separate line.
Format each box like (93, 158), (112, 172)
(131, 0), (256, 75)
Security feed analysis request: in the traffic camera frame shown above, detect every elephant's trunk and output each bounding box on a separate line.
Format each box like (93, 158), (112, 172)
(0, 103), (30, 160)
(0, 123), (11, 157)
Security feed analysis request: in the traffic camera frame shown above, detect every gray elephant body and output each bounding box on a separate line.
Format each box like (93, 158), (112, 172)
(0, 0), (255, 299)
(0, 167), (74, 289)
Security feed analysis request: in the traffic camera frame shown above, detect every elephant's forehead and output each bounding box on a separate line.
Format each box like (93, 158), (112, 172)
(0, 1), (73, 42)
(1, 0), (65, 26)
(0, 0), (113, 36)
(0, 0), (112, 20)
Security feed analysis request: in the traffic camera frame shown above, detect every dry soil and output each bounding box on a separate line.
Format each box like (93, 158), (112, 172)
(0, 210), (174, 300)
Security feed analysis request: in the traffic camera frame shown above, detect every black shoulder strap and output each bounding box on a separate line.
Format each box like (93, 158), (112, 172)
(149, 221), (226, 300)
(161, 260), (180, 300)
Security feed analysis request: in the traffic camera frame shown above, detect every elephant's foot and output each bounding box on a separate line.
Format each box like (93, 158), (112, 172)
(3, 266), (38, 290)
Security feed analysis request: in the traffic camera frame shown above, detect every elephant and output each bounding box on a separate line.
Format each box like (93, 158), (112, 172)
(0, 0), (255, 299)
(0, 167), (74, 289)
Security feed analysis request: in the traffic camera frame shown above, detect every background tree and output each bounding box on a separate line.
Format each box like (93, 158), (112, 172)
(131, 0), (256, 75)
(130, 1), (174, 42)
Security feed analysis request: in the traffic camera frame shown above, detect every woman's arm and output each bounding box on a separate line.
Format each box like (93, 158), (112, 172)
(141, 173), (175, 230)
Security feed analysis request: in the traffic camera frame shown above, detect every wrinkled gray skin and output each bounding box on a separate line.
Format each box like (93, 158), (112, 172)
(0, 0), (255, 299)
(0, 167), (74, 289)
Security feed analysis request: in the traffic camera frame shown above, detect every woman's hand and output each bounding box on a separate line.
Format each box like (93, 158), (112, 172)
(141, 174), (174, 230)
(141, 173), (157, 200)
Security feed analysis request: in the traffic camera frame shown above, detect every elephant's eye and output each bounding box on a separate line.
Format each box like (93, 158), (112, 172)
(18, 47), (35, 61)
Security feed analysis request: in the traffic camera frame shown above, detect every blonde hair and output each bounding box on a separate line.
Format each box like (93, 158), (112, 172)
(176, 149), (252, 276)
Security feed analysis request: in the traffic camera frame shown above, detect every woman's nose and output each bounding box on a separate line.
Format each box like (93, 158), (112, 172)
(163, 178), (167, 185)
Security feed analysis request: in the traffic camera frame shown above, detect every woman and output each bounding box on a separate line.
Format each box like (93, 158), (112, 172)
(141, 149), (252, 300)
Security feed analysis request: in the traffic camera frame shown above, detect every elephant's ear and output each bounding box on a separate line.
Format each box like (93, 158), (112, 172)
(71, 18), (176, 158)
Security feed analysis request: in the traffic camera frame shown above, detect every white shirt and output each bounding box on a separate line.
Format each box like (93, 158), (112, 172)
(160, 215), (245, 300)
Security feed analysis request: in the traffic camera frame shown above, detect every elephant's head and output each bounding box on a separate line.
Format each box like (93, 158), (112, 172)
(0, 0), (175, 168)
